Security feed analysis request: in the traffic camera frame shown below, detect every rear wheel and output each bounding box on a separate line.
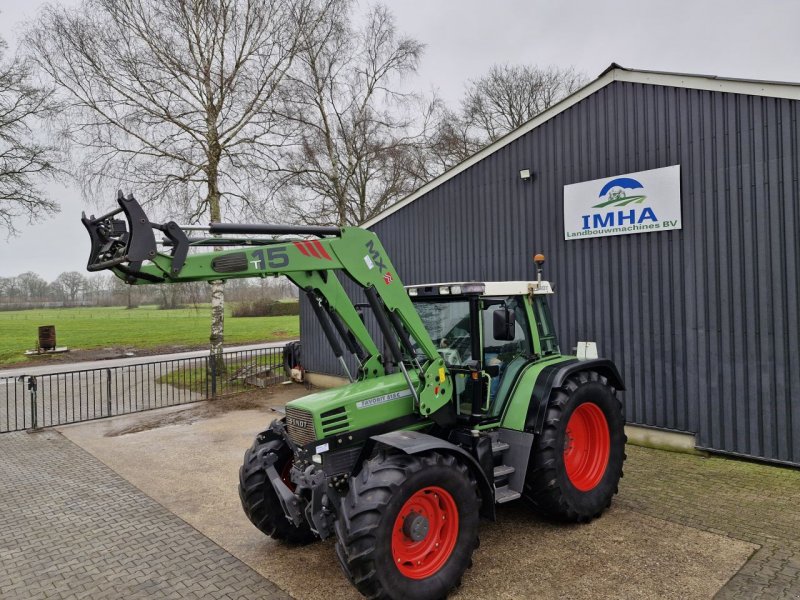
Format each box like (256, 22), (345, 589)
(335, 451), (479, 600)
(238, 436), (316, 544)
(524, 370), (626, 522)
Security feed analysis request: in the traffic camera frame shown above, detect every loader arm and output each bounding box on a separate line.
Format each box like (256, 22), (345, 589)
(81, 192), (451, 421)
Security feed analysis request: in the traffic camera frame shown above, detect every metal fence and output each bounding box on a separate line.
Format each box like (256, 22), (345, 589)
(0, 346), (288, 433)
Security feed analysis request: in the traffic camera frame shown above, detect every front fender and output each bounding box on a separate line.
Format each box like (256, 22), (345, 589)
(371, 430), (495, 520)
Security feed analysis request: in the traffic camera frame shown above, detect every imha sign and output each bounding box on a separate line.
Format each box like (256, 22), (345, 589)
(564, 165), (682, 239)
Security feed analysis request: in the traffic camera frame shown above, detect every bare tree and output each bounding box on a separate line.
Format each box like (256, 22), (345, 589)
(53, 271), (87, 304)
(27, 0), (329, 369)
(402, 102), (482, 181)
(16, 271), (49, 301)
(276, 3), (428, 226)
(462, 64), (586, 143)
(109, 274), (139, 308)
(0, 33), (60, 234)
(0, 275), (22, 301)
(81, 273), (107, 305)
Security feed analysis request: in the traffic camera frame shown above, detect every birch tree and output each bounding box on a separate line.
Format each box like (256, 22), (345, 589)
(27, 0), (329, 370)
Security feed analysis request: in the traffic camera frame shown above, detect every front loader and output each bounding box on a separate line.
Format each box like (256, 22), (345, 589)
(83, 192), (627, 600)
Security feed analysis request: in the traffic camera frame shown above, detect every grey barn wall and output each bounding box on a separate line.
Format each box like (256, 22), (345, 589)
(301, 80), (800, 466)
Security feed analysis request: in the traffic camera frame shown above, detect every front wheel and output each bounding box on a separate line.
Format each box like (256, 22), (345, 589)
(524, 370), (626, 522)
(238, 435), (317, 544)
(335, 451), (479, 600)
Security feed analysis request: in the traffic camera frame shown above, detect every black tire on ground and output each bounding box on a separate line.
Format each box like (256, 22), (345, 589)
(524, 370), (626, 522)
(238, 436), (317, 544)
(335, 451), (480, 600)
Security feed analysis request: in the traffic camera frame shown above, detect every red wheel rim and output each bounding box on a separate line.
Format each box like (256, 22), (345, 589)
(391, 486), (459, 579)
(563, 402), (611, 491)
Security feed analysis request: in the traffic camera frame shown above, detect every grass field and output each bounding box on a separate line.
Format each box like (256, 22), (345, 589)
(157, 352), (285, 394)
(0, 305), (298, 366)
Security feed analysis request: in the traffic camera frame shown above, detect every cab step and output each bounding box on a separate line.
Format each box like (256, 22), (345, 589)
(493, 464), (515, 479)
(494, 485), (521, 504)
(491, 441), (510, 455)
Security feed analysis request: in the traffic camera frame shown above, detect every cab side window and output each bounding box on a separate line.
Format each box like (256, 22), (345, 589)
(482, 296), (532, 360)
(482, 296), (533, 415)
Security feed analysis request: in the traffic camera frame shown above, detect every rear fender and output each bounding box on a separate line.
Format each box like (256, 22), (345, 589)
(525, 359), (625, 434)
(371, 430), (496, 520)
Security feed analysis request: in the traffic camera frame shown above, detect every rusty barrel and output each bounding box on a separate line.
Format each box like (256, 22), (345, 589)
(38, 325), (56, 351)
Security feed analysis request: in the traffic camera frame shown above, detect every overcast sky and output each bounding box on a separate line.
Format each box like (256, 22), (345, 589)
(2, 0), (799, 279)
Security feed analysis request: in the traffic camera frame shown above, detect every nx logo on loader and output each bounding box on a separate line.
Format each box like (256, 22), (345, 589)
(365, 240), (387, 272)
(563, 165), (682, 240)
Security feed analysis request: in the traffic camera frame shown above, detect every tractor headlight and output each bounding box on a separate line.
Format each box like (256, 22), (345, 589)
(407, 287), (418, 296)
(439, 286), (450, 295)
(450, 285), (462, 295)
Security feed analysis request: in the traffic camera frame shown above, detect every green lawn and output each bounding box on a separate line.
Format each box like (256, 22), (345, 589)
(157, 352), (285, 394)
(0, 305), (298, 366)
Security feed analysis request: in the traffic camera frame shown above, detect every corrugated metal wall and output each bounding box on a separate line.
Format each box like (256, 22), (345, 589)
(301, 80), (800, 466)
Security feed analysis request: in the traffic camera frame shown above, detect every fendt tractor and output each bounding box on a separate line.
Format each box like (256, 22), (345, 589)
(83, 193), (627, 600)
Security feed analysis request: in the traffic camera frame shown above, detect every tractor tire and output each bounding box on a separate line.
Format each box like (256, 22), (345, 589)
(335, 451), (479, 600)
(238, 436), (316, 544)
(524, 370), (626, 522)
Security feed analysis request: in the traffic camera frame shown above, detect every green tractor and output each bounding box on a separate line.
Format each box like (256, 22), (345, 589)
(83, 193), (627, 600)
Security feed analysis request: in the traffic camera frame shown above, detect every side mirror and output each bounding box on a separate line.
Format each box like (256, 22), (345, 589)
(492, 307), (516, 341)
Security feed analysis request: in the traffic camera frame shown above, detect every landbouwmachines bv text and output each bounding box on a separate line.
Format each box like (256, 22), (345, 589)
(83, 192), (627, 600)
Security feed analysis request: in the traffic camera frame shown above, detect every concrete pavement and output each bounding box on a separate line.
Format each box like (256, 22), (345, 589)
(57, 389), (759, 600)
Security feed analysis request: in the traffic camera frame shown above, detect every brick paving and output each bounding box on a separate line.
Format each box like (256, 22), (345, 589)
(619, 445), (800, 599)
(2, 424), (799, 599)
(0, 430), (290, 600)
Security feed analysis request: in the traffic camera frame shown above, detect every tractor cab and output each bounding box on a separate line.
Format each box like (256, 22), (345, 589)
(405, 279), (560, 423)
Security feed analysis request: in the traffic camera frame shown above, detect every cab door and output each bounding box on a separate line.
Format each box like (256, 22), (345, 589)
(480, 295), (535, 420)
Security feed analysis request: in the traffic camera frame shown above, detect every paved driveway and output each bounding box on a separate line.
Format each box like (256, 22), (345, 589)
(618, 443), (800, 599)
(2, 385), (799, 599)
(0, 429), (288, 600)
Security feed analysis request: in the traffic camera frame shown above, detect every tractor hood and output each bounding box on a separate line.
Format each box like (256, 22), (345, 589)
(284, 372), (421, 444)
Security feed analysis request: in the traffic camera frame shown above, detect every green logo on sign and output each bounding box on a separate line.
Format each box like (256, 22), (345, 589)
(592, 177), (647, 208)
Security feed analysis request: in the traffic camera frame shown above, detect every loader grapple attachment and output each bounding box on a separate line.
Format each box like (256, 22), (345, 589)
(81, 191), (158, 273)
(81, 191), (190, 282)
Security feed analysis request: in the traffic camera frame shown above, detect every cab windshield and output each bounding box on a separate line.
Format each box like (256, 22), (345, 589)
(410, 295), (535, 420)
(410, 300), (473, 367)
